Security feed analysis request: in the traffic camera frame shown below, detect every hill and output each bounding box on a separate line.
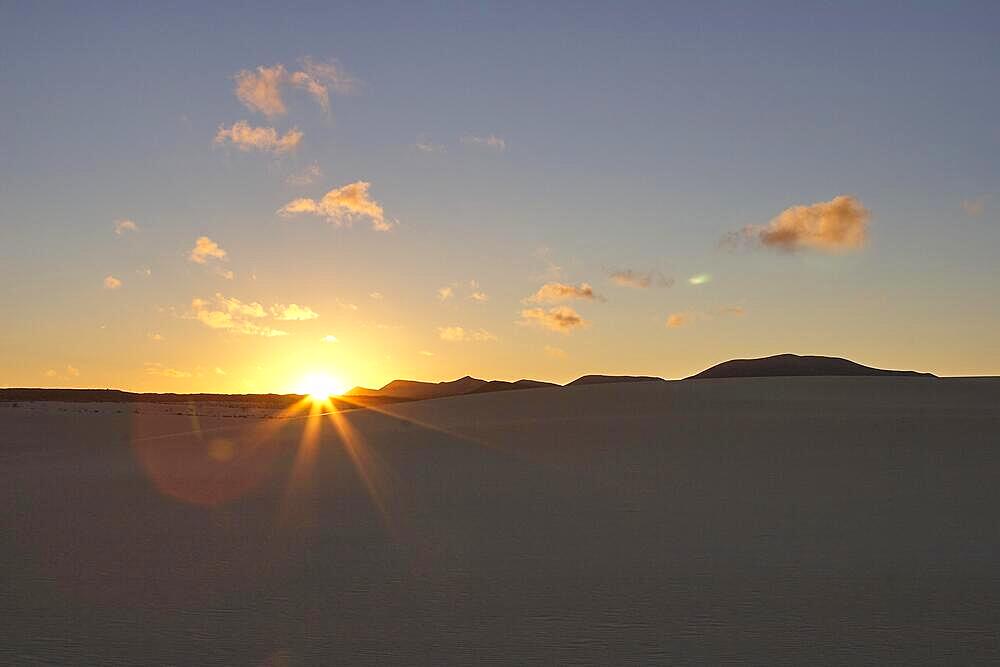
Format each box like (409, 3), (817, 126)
(566, 375), (665, 386)
(687, 354), (935, 380)
(466, 379), (558, 394)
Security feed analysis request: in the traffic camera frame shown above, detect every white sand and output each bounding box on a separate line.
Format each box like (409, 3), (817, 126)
(2, 377), (998, 663)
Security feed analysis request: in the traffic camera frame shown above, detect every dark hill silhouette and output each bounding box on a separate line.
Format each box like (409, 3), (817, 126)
(687, 354), (935, 379)
(346, 375), (487, 400)
(467, 379), (558, 394)
(567, 375), (665, 386)
(0, 388), (407, 409)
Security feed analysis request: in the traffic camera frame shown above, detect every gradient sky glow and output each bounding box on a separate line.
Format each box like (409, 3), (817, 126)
(2, 2), (999, 392)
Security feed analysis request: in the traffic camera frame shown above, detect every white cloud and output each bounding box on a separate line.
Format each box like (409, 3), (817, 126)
(189, 236), (228, 264)
(103, 275), (122, 290)
(470, 291), (489, 302)
(322, 334), (339, 343)
(114, 219), (137, 235)
(214, 121), (302, 154)
(520, 306), (587, 333)
(278, 181), (393, 231)
(414, 135), (445, 153)
(271, 303), (319, 320)
(462, 134), (507, 151)
(438, 326), (497, 342)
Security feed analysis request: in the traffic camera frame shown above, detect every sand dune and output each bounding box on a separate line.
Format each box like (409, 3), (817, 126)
(2, 377), (998, 663)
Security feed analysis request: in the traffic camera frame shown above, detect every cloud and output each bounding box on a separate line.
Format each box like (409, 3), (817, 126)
(419, 350), (435, 356)
(189, 293), (287, 337)
(215, 121), (302, 154)
(271, 303), (319, 320)
(234, 64), (288, 117)
(289, 57), (356, 112)
(369, 292), (384, 300)
(189, 236), (228, 264)
(44, 365), (80, 380)
(336, 299), (358, 311)
(148, 333), (164, 342)
(525, 282), (601, 303)
(438, 326), (497, 342)
(233, 58), (355, 117)
(414, 136), (445, 153)
(520, 306), (587, 333)
(322, 334), (339, 343)
(962, 195), (990, 217)
(103, 275), (122, 290)
(718, 306), (746, 317)
(287, 162), (323, 186)
(544, 345), (567, 359)
(137, 267), (152, 277)
(726, 195), (870, 253)
(114, 219), (137, 235)
(470, 291), (489, 302)
(609, 269), (673, 289)
(666, 312), (691, 328)
(144, 362), (192, 379)
(437, 286), (454, 301)
(462, 134), (507, 151)
(278, 181), (393, 231)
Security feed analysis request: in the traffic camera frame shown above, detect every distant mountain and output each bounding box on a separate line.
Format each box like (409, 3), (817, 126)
(466, 379), (559, 394)
(346, 375), (487, 400)
(687, 354), (935, 380)
(566, 375), (665, 386)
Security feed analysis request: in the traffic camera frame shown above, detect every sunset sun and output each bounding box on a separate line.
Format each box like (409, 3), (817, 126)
(299, 372), (348, 400)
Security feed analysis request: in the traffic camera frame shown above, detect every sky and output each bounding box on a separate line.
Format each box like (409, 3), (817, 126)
(1, 1), (998, 393)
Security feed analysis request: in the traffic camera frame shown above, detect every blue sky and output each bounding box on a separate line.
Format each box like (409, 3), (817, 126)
(1, 2), (998, 391)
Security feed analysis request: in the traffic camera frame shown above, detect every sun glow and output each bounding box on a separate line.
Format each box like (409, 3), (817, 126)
(298, 372), (348, 400)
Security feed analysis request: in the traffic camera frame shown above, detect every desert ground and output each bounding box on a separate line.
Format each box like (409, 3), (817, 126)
(2, 376), (999, 664)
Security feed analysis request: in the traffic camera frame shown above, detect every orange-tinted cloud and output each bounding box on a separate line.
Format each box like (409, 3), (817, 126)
(286, 162), (322, 186)
(103, 275), (122, 290)
(189, 293), (287, 337)
(233, 58), (355, 117)
(520, 306), (587, 333)
(609, 269), (673, 289)
(189, 236), (228, 264)
(437, 326), (497, 342)
(278, 181), (392, 231)
(271, 303), (319, 320)
(114, 219), (138, 235)
(234, 64), (288, 117)
(214, 121), (302, 154)
(961, 195), (989, 217)
(143, 362), (193, 379)
(525, 282), (601, 303)
(727, 195), (870, 252)
(665, 312), (690, 328)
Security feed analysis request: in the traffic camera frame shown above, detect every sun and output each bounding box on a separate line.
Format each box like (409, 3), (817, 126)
(298, 372), (349, 400)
